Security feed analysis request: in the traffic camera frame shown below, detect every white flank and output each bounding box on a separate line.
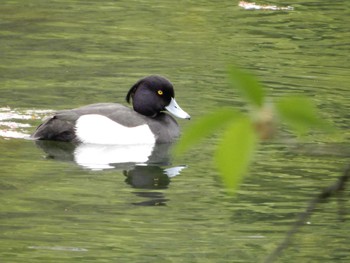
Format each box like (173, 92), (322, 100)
(75, 114), (156, 145)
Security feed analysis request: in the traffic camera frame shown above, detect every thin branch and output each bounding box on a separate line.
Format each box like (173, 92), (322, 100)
(263, 165), (350, 263)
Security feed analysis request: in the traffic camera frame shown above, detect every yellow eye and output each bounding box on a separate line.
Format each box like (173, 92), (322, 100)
(157, 90), (163, 95)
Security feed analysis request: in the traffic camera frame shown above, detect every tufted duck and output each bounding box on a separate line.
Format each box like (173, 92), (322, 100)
(31, 75), (190, 144)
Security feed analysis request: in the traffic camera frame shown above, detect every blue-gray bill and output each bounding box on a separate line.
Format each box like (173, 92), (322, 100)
(165, 98), (191, 120)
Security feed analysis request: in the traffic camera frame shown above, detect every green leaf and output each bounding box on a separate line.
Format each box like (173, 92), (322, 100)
(228, 66), (265, 107)
(174, 107), (241, 156)
(215, 117), (258, 193)
(276, 96), (334, 136)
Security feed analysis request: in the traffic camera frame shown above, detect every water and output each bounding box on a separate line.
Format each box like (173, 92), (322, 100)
(1, 1), (349, 262)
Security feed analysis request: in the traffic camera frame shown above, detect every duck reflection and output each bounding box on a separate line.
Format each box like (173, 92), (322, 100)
(35, 141), (186, 206)
(123, 165), (186, 188)
(124, 166), (169, 206)
(123, 165), (186, 206)
(35, 140), (178, 168)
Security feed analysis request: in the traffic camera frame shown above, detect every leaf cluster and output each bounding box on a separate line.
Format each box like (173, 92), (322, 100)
(175, 66), (336, 193)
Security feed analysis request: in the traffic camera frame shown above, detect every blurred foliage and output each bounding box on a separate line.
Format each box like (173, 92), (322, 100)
(175, 66), (336, 193)
(215, 117), (258, 192)
(227, 66), (265, 107)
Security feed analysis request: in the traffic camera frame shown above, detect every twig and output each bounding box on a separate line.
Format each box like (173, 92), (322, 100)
(263, 165), (350, 263)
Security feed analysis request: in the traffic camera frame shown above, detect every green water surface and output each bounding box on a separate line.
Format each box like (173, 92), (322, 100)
(1, 1), (349, 262)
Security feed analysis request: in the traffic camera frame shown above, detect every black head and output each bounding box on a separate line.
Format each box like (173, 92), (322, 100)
(126, 75), (175, 117)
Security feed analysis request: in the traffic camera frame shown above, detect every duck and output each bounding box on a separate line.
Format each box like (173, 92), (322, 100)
(31, 75), (190, 144)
